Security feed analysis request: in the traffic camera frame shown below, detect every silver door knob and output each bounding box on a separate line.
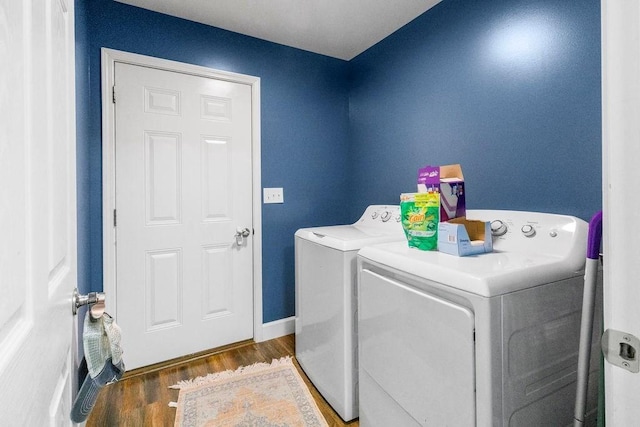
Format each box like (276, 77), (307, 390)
(235, 227), (251, 238)
(234, 227), (251, 245)
(72, 288), (106, 315)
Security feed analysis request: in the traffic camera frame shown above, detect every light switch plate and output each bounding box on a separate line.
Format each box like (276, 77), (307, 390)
(263, 187), (284, 204)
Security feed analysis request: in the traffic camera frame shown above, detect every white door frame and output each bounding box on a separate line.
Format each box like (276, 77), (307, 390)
(101, 48), (264, 343)
(602, 1), (640, 424)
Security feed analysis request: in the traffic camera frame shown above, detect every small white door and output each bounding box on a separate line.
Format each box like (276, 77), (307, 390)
(358, 269), (476, 426)
(0, 0), (77, 424)
(114, 62), (254, 369)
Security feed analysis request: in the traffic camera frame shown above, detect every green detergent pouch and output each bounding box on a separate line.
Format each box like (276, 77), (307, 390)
(400, 192), (440, 251)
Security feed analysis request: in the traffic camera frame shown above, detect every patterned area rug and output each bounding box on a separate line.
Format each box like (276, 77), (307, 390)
(169, 356), (328, 427)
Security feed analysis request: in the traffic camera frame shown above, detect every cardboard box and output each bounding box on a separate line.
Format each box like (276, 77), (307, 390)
(417, 164), (465, 221)
(437, 217), (492, 256)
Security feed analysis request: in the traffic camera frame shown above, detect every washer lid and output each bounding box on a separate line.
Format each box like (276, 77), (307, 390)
(358, 241), (586, 297)
(295, 225), (404, 251)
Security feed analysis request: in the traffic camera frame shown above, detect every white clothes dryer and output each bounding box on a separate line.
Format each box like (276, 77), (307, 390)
(295, 205), (404, 421)
(357, 210), (602, 427)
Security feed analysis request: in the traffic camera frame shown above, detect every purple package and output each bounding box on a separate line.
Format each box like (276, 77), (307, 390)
(417, 164), (466, 221)
(417, 165), (440, 192)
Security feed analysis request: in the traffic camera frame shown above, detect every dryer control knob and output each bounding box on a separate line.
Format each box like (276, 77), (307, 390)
(371, 211), (379, 219)
(491, 220), (508, 236)
(381, 211), (392, 222)
(521, 224), (536, 237)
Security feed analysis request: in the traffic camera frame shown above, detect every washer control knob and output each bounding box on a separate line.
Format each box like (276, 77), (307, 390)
(549, 229), (558, 238)
(491, 220), (508, 236)
(521, 224), (536, 237)
(371, 211), (379, 219)
(381, 211), (392, 222)
(395, 214), (401, 223)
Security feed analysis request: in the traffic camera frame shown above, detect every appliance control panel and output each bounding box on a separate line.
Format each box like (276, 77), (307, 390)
(466, 209), (587, 257)
(356, 205), (401, 227)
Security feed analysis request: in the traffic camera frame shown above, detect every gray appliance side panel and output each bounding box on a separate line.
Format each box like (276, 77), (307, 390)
(501, 274), (603, 426)
(359, 268), (476, 426)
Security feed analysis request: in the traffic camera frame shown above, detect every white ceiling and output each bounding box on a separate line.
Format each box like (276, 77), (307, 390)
(115, 0), (442, 60)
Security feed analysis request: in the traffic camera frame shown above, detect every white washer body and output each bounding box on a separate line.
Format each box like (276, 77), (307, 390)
(357, 210), (603, 426)
(295, 205), (405, 421)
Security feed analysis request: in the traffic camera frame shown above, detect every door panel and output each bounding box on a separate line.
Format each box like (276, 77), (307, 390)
(358, 269), (476, 426)
(145, 249), (182, 330)
(0, 0), (76, 423)
(145, 131), (182, 224)
(114, 62), (254, 369)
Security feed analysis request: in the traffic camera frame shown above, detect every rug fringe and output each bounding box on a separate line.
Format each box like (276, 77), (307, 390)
(168, 356), (293, 390)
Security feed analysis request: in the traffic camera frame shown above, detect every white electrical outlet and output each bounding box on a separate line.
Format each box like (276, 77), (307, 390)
(263, 187), (284, 204)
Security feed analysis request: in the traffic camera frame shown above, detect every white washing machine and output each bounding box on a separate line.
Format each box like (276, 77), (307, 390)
(357, 210), (603, 427)
(295, 205), (405, 421)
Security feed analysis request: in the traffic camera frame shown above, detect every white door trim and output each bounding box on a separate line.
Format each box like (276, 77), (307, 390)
(602, 1), (640, 424)
(101, 48), (264, 343)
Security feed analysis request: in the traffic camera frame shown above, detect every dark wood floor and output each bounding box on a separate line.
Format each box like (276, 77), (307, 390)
(87, 334), (359, 426)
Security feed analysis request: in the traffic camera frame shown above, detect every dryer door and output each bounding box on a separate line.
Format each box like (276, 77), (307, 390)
(358, 269), (476, 426)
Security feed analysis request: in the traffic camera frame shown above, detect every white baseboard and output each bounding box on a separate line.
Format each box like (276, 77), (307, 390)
(260, 316), (295, 342)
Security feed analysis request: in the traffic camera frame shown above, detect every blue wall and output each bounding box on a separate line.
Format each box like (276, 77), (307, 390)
(76, 0), (602, 324)
(349, 0), (601, 222)
(77, 0), (351, 322)
(75, 0), (90, 297)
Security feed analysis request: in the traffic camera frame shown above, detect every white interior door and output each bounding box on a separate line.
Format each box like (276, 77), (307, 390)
(602, 1), (640, 424)
(114, 62), (254, 369)
(0, 0), (77, 424)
